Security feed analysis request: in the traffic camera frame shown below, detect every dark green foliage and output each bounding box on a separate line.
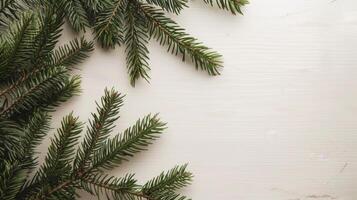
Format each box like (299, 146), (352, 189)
(91, 113), (165, 171)
(203, 0), (249, 15)
(17, 0), (248, 85)
(0, 10), (93, 120)
(73, 88), (124, 173)
(145, 0), (188, 14)
(0, 0), (23, 28)
(139, 3), (222, 76)
(142, 164), (193, 199)
(0, 88), (192, 200)
(124, 2), (150, 85)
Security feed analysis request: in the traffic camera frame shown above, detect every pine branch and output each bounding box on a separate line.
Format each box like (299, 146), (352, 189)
(20, 111), (51, 165)
(0, 120), (23, 159)
(145, 0), (188, 14)
(80, 173), (141, 199)
(138, 3), (223, 76)
(40, 113), (82, 177)
(91, 113), (166, 171)
(73, 88), (124, 172)
(47, 37), (94, 69)
(0, 66), (69, 118)
(124, 2), (150, 86)
(0, 12), (38, 81)
(202, 0), (249, 15)
(59, 0), (89, 32)
(6, 75), (82, 122)
(30, 8), (64, 68)
(142, 164), (193, 198)
(0, 0), (23, 28)
(94, 0), (125, 48)
(0, 161), (28, 200)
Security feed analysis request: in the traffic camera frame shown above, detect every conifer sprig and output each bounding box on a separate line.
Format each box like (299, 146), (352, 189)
(3, 88), (192, 200)
(0, 10), (93, 120)
(19, 0), (248, 85)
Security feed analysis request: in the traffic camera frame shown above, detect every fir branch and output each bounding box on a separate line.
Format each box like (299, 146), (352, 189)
(142, 164), (193, 198)
(202, 0), (249, 15)
(40, 113), (83, 177)
(47, 37), (94, 69)
(80, 173), (141, 199)
(20, 111), (51, 164)
(73, 88), (124, 172)
(145, 0), (188, 14)
(124, 2), (150, 86)
(0, 161), (28, 200)
(138, 3), (223, 76)
(59, 0), (89, 32)
(0, 12), (38, 80)
(91, 113), (166, 171)
(0, 120), (23, 159)
(0, 0), (23, 28)
(30, 8), (64, 68)
(9, 75), (81, 121)
(94, 0), (125, 48)
(0, 66), (69, 118)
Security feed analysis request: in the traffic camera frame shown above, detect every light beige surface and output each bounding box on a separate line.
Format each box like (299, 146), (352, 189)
(46, 0), (357, 199)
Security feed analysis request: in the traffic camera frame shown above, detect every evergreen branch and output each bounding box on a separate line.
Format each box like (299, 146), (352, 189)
(0, 12), (38, 80)
(73, 88), (124, 172)
(0, 66), (69, 118)
(47, 37), (94, 69)
(20, 111), (51, 163)
(142, 164), (193, 197)
(91, 113), (166, 171)
(0, 161), (28, 200)
(40, 113), (83, 177)
(26, 114), (83, 200)
(138, 3), (223, 75)
(0, 120), (23, 159)
(80, 173), (142, 199)
(202, 0), (249, 15)
(60, 0), (89, 32)
(0, 0), (23, 28)
(145, 0), (187, 14)
(94, 0), (125, 48)
(29, 8), (64, 68)
(124, 2), (150, 86)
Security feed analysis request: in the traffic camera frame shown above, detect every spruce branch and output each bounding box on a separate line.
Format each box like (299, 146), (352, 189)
(0, 120), (23, 159)
(202, 0), (249, 15)
(0, 161), (28, 200)
(39, 113), (83, 178)
(0, 0), (23, 28)
(124, 2), (151, 86)
(80, 173), (142, 199)
(0, 12), (38, 80)
(94, 0), (125, 48)
(47, 37), (94, 69)
(59, 0), (89, 32)
(19, 111), (51, 169)
(142, 164), (193, 198)
(138, 3), (223, 76)
(144, 0), (188, 14)
(91, 113), (166, 171)
(73, 88), (124, 172)
(0, 66), (69, 118)
(0, 10), (91, 121)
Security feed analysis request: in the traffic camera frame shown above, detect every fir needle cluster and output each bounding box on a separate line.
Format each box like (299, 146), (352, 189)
(0, 8), (193, 200)
(5, 0), (249, 86)
(0, 0), (249, 199)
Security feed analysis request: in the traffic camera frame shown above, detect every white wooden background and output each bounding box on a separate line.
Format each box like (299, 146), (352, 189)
(45, 0), (357, 199)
